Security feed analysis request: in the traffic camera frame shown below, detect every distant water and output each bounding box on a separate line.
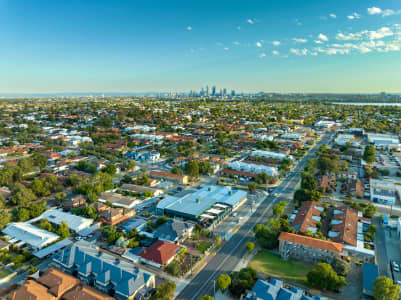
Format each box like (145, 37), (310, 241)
(333, 102), (401, 106)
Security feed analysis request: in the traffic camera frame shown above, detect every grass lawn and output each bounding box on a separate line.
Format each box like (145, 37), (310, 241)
(196, 241), (212, 254)
(249, 251), (312, 285)
(0, 268), (12, 278)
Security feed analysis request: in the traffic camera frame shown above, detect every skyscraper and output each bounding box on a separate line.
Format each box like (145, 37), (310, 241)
(206, 86), (209, 97)
(212, 86), (216, 96)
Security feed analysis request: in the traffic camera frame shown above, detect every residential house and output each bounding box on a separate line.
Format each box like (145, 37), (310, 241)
(153, 219), (194, 244)
(53, 241), (155, 300)
(245, 279), (327, 300)
(149, 171), (188, 185)
(7, 268), (114, 300)
(139, 240), (180, 268)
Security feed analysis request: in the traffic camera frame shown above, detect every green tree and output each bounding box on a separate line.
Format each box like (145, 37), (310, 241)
(10, 183), (37, 206)
(32, 153), (48, 170)
(217, 273), (231, 291)
(165, 261), (181, 277)
(331, 257), (350, 276)
(199, 296), (213, 300)
(0, 209), (11, 230)
(57, 221), (70, 238)
(248, 182), (258, 193)
(293, 188), (320, 205)
(185, 161), (199, 179)
(28, 266), (38, 274)
(307, 263), (346, 291)
(150, 281), (176, 300)
(39, 219), (53, 232)
(104, 164), (117, 175)
(171, 167), (183, 175)
(372, 276), (400, 300)
(301, 172), (317, 191)
(363, 145), (376, 164)
(198, 161), (213, 175)
(15, 207), (31, 222)
(246, 242), (255, 253)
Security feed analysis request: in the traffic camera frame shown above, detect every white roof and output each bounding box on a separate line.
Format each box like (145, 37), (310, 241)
(200, 214), (215, 219)
(207, 208), (223, 215)
(3, 222), (59, 249)
(29, 209), (93, 232)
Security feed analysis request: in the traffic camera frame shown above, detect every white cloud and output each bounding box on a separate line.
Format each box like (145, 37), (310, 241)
(293, 38), (307, 43)
(223, 47), (229, 51)
(236, 26), (241, 30)
(368, 27), (393, 39)
(329, 14), (337, 19)
(259, 53), (266, 58)
(314, 40), (323, 44)
(318, 33), (329, 42)
(272, 50), (280, 56)
(367, 7), (382, 15)
(290, 48), (308, 56)
(256, 42), (262, 48)
(247, 19), (255, 24)
(336, 32), (363, 41)
(187, 26), (192, 31)
(336, 27), (393, 41)
(367, 7), (400, 17)
(272, 41), (281, 46)
(233, 41), (240, 45)
(347, 13), (361, 20)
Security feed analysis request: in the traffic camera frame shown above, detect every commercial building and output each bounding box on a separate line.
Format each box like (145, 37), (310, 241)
(3, 222), (59, 250)
(228, 161), (279, 177)
(369, 179), (401, 205)
(53, 241), (155, 300)
(367, 133), (401, 151)
(250, 150), (292, 161)
(362, 263), (378, 297)
(156, 185), (246, 226)
(335, 134), (360, 147)
(314, 120), (336, 129)
(279, 132), (306, 141)
(278, 232), (343, 263)
(29, 209), (93, 233)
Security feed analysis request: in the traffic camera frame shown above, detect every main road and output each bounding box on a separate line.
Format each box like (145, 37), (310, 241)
(176, 132), (333, 300)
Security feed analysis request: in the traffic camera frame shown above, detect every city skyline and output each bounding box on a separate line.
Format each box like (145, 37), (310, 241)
(1, 0), (401, 93)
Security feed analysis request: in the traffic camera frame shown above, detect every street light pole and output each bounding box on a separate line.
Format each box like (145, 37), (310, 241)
(213, 280), (216, 297)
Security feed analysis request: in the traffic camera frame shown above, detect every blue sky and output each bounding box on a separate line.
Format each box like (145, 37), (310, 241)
(0, 0), (401, 93)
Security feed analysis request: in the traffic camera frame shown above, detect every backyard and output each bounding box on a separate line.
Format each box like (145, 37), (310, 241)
(248, 251), (312, 285)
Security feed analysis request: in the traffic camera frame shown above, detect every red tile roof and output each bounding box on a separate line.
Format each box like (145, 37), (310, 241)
(291, 201), (322, 233)
(139, 240), (180, 265)
(149, 171), (186, 179)
(330, 206), (358, 247)
(279, 232), (343, 253)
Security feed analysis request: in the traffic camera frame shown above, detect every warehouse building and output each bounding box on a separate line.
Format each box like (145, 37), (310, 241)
(29, 209), (94, 233)
(3, 222), (59, 250)
(156, 185), (246, 227)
